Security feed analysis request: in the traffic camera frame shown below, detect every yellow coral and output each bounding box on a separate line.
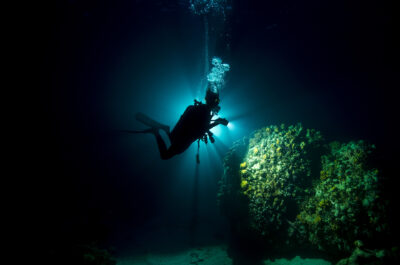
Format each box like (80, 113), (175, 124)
(273, 189), (281, 196)
(240, 162), (247, 168)
(241, 169), (247, 174)
(330, 223), (338, 231)
(318, 200), (328, 207)
(253, 147), (258, 155)
(263, 154), (267, 160)
(320, 170), (327, 180)
(276, 139), (280, 145)
(241, 180), (248, 188)
(313, 215), (321, 224)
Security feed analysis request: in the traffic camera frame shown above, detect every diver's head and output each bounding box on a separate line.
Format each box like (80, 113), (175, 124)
(205, 87), (221, 114)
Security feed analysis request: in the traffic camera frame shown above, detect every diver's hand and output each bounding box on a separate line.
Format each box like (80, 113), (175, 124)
(209, 118), (229, 129)
(217, 118), (229, 126)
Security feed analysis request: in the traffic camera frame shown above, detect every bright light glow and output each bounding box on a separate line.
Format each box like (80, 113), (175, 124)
(210, 124), (222, 137)
(227, 121), (234, 130)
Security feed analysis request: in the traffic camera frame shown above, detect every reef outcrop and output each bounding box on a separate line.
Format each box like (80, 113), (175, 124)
(218, 124), (391, 258)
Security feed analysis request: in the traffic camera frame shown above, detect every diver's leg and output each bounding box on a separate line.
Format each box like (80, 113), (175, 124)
(152, 130), (174, 160)
(135, 112), (170, 135)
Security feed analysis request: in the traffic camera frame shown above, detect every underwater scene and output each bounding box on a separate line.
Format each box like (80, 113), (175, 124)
(35, 0), (398, 265)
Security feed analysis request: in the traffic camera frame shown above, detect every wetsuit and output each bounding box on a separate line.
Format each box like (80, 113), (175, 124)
(156, 102), (212, 159)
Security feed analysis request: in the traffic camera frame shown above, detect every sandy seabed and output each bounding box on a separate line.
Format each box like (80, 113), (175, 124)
(117, 245), (332, 265)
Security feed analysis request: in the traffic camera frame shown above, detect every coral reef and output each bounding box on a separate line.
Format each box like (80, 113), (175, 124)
(239, 124), (322, 235)
(218, 124), (390, 256)
(218, 124), (323, 239)
(291, 141), (387, 253)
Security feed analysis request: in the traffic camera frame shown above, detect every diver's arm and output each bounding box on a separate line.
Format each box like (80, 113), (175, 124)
(209, 118), (228, 129)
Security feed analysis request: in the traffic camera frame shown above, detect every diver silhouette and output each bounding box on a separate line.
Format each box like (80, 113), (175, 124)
(124, 87), (228, 162)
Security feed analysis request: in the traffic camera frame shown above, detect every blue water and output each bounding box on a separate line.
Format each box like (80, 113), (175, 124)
(31, 1), (397, 264)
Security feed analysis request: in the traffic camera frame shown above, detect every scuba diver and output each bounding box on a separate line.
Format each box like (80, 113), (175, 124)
(123, 86), (228, 163)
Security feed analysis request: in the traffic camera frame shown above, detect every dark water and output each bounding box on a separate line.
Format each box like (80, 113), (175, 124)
(29, 0), (397, 264)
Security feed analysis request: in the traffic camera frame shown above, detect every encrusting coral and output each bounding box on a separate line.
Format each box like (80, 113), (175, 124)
(237, 124), (322, 235)
(291, 141), (387, 253)
(218, 124), (389, 256)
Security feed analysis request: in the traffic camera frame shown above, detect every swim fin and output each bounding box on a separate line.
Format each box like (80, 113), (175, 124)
(135, 112), (170, 134)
